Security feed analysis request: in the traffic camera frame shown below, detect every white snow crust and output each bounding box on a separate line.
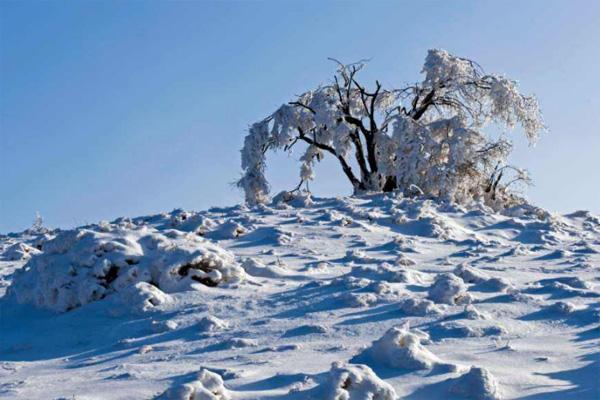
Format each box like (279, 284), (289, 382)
(0, 195), (598, 399)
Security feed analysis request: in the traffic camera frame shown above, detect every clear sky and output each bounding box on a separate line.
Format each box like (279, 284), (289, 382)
(1, 0), (599, 233)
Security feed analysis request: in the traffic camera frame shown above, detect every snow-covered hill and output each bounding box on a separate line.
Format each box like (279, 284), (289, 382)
(0, 194), (598, 399)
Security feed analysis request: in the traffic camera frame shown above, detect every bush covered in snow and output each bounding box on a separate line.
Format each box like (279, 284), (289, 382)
(8, 224), (246, 312)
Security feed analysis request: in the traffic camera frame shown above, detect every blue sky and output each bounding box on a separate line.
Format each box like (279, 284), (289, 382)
(1, 0), (599, 232)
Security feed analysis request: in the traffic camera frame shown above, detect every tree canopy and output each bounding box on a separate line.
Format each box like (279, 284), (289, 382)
(238, 49), (545, 209)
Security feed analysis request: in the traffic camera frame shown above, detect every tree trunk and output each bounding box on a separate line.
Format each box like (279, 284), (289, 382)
(382, 175), (397, 192)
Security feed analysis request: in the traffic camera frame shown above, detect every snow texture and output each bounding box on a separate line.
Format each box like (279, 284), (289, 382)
(8, 223), (245, 312)
(238, 49), (545, 209)
(449, 366), (502, 400)
(158, 369), (231, 400)
(359, 325), (444, 370)
(316, 362), (398, 400)
(0, 194), (598, 400)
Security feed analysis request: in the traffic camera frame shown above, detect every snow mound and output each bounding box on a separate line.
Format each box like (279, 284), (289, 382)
(158, 369), (231, 400)
(395, 254), (417, 266)
(340, 292), (378, 308)
(271, 190), (313, 208)
(361, 325), (444, 370)
(349, 263), (426, 284)
(462, 304), (489, 320)
(222, 337), (258, 349)
(1, 242), (41, 261)
(241, 257), (288, 278)
(345, 249), (376, 263)
(429, 273), (472, 305)
(449, 366), (501, 400)
(455, 265), (512, 292)
(454, 264), (489, 284)
(197, 315), (229, 333)
(316, 362), (398, 400)
(205, 220), (248, 240)
(283, 324), (328, 337)
(163, 209), (217, 234)
(109, 282), (172, 316)
(398, 297), (441, 315)
(8, 224), (245, 312)
(434, 321), (507, 339)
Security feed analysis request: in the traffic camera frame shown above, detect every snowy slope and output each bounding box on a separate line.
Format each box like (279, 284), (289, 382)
(0, 194), (598, 399)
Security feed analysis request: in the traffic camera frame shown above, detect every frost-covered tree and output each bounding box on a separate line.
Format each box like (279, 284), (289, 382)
(238, 49), (544, 209)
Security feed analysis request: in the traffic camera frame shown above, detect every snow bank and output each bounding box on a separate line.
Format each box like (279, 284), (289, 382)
(360, 325), (444, 370)
(8, 224), (245, 312)
(449, 366), (501, 400)
(158, 369), (231, 400)
(316, 362), (398, 400)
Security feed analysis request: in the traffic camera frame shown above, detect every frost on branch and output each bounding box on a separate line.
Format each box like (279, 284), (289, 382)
(238, 49), (544, 209)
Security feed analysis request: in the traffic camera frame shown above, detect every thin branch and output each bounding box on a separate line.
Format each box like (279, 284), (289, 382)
(289, 101), (316, 114)
(297, 127), (363, 189)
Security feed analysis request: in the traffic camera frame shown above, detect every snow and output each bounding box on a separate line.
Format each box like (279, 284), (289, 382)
(7, 223), (245, 312)
(238, 49), (545, 209)
(428, 272), (472, 305)
(357, 324), (448, 370)
(315, 362), (398, 400)
(449, 366), (502, 400)
(0, 194), (599, 399)
(158, 369), (231, 400)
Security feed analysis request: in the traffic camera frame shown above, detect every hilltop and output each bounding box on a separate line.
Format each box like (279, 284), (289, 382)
(0, 194), (598, 399)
